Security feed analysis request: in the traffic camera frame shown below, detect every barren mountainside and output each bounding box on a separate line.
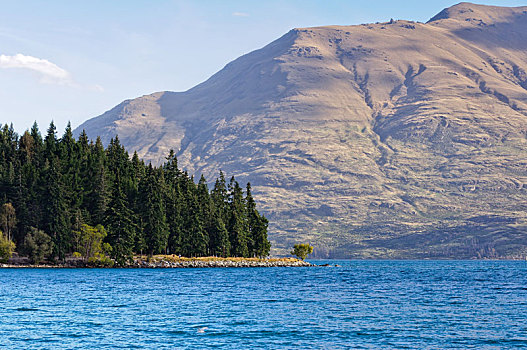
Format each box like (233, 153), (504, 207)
(76, 3), (527, 258)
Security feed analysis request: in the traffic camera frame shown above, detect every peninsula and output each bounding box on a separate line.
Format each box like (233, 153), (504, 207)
(0, 123), (273, 266)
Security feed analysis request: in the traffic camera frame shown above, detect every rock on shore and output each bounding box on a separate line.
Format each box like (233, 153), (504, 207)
(131, 257), (312, 268)
(0, 257), (312, 268)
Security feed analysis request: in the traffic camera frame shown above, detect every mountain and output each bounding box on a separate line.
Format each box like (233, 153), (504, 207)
(75, 3), (527, 259)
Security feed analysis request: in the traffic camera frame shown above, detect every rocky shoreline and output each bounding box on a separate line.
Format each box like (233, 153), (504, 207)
(0, 257), (312, 268)
(133, 258), (311, 268)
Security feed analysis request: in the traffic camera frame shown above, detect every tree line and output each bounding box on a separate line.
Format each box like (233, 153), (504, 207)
(0, 122), (271, 265)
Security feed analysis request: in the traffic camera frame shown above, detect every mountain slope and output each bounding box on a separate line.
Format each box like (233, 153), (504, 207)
(76, 3), (527, 258)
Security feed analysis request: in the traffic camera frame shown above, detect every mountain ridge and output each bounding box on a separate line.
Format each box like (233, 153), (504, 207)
(75, 2), (527, 258)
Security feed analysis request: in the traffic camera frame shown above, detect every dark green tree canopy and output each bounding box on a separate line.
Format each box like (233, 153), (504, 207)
(0, 123), (271, 264)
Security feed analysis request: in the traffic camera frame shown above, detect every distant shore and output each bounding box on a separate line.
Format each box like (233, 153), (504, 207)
(0, 256), (312, 268)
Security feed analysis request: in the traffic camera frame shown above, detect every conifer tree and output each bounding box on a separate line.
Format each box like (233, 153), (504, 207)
(228, 177), (249, 257)
(105, 171), (135, 265)
(211, 171), (229, 228)
(140, 166), (169, 256)
(130, 151), (146, 254)
(44, 156), (70, 261)
(246, 183), (271, 257)
(210, 208), (230, 257)
(180, 179), (206, 257)
(0, 123), (271, 262)
(197, 175), (213, 254)
(164, 149), (180, 183)
(163, 149), (183, 254)
(87, 137), (107, 225)
(30, 122), (43, 158)
(60, 122), (84, 224)
(44, 121), (58, 159)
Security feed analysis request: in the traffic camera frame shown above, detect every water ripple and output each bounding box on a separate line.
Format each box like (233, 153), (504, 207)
(0, 260), (526, 349)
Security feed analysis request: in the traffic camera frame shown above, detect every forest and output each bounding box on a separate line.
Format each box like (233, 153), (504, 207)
(0, 122), (271, 265)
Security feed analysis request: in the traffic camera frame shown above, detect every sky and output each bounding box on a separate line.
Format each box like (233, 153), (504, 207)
(1, 0), (525, 134)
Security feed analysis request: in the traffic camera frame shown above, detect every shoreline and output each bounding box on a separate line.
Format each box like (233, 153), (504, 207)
(0, 256), (312, 269)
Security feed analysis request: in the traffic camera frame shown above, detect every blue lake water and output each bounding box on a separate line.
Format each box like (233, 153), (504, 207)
(0, 260), (526, 349)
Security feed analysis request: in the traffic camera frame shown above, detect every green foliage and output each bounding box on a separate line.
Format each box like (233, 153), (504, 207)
(139, 166), (169, 256)
(246, 183), (271, 257)
(0, 203), (16, 242)
(179, 179), (207, 257)
(22, 227), (53, 264)
(0, 122), (271, 262)
(0, 230), (16, 263)
(73, 224), (110, 262)
(87, 253), (114, 267)
(44, 156), (70, 260)
(105, 171), (136, 266)
(228, 177), (249, 257)
(291, 243), (313, 260)
(209, 209), (230, 257)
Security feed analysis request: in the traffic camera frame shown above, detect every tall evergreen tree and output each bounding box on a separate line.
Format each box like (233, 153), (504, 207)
(104, 171), (135, 265)
(130, 151), (146, 254)
(228, 177), (249, 257)
(179, 178), (206, 257)
(246, 183), (271, 257)
(197, 175), (212, 254)
(211, 171), (229, 227)
(87, 137), (107, 225)
(209, 208), (230, 257)
(44, 157), (70, 261)
(60, 122), (84, 225)
(44, 121), (58, 159)
(139, 166), (169, 256)
(163, 149), (183, 254)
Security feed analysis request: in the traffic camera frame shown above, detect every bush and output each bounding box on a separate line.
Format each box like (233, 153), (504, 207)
(0, 231), (16, 263)
(88, 253), (114, 267)
(73, 224), (114, 266)
(23, 227), (53, 264)
(290, 243), (313, 261)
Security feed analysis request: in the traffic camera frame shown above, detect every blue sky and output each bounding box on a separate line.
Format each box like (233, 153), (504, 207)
(1, 0), (525, 133)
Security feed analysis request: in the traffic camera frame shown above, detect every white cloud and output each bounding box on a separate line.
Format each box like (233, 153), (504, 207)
(232, 12), (249, 17)
(0, 53), (73, 85)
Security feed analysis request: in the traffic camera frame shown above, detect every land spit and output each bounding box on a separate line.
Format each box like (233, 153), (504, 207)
(1, 256), (312, 268)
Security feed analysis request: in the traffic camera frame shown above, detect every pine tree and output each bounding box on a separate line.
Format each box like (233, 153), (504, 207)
(88, 137), (107, 225)
(44, 157), (70, 261)
(164, 149), (180, 183)
(44, 121), (58, 160)
(228, 177), (249, 257)
(130, 151), (146, 254)
(0, 124), (271, 262)
(60, 122), (84, 226)
(30, 122), (43, 156)
(210, 208), (230, 257)
(179, 178), (206, 257)
(140, 166), (169, 256)
(165, 184), (182, 255)
(197, 175), (212, 254)
(104, 171), (135, 265)
(246, 183), (271, 257)
(162, 149), (183, 254)
(211, 171), (229, 229)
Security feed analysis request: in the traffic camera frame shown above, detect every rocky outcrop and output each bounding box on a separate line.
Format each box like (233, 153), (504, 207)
(132, 258), (311, 268)
(0, 258), (312, 268)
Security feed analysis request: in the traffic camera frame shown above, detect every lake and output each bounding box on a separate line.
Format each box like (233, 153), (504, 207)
(0, 260), (526, 349)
